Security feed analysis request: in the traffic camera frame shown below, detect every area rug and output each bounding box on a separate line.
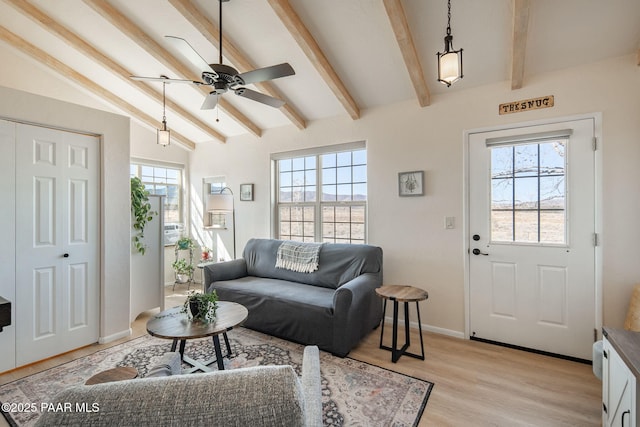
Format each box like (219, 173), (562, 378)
(0, 327), (432, 426)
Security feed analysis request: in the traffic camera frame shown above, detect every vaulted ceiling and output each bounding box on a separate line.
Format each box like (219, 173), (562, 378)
(0, 0), (638, 150)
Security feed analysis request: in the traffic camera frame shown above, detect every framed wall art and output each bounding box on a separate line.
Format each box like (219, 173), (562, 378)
(240, 183), (254, 201)
(398, 171), (424, 197)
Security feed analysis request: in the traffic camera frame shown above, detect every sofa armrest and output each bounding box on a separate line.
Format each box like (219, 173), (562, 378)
(332, 273), (383, 356)
(301, 346), (322, 426)
(203, 259), (248, 291)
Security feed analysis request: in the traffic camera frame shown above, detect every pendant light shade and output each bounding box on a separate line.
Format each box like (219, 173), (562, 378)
(437, 0), (463, 87)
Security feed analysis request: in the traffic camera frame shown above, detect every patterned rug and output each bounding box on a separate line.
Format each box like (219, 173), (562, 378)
(0, 327), (432, 426)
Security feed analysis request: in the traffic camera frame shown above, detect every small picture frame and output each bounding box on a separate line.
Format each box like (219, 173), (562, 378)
(240, 183), (254, 201)
(398, 171), (424, 197)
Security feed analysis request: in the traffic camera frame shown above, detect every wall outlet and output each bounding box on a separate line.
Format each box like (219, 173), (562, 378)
(445, 216), (455, 229)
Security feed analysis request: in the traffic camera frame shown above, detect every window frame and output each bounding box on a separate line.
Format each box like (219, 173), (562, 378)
(271, 141), (367, 244)
(130, 158), (185, 246)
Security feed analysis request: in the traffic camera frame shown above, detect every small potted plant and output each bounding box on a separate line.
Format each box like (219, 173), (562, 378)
(176, 237), (195, 251)
(172, 258), (194, 283)
(182, 290), (218, 322)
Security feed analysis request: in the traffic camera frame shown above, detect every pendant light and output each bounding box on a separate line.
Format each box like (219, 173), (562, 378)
(157, 77), (170, 146)
(436, 0), (463, 87)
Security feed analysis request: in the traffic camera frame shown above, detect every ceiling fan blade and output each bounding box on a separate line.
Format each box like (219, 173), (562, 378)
(235, 88), (285, 108)
(235, 63), (295, 85)
(130, 76), (201, 84)
(165, 36), (216, 76)
(201, 93), (219, 110)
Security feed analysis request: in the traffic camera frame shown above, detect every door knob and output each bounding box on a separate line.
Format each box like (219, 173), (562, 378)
(472, 234), (480, 241)
(63, 253), (69, 258)
(472, 248), (489, 256)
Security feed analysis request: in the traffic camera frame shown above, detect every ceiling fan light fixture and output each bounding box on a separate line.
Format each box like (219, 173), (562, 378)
(437, 0), (463, 87)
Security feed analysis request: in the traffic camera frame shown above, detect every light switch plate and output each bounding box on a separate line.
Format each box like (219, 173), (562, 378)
(445, 216), (455, 229)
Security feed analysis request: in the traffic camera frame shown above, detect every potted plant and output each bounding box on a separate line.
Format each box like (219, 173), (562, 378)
(172, 258), (194, 283)
(130, 177), (157, 255)
(182, 290), (218, 322)
(175, 237), (195, 251)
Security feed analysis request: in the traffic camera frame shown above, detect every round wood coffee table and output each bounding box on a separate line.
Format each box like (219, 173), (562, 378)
(146, 301), (248, 373)
(376, 285), (428, 363)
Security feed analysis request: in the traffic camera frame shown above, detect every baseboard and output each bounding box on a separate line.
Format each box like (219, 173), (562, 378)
(98, 328), (132, 344)
(381, 316), (465, 339)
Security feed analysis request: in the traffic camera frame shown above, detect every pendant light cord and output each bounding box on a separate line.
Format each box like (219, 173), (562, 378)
(446, 0), (452, 36)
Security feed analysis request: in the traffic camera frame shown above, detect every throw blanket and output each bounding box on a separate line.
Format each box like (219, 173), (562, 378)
(275, 241), (323, 273)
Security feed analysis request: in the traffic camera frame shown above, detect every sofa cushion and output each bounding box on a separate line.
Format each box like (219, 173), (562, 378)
(243, 238), (382, 289)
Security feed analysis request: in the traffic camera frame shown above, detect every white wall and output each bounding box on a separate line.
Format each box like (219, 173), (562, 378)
(190, 54), (640, 334)
(0, 85), (131, 343)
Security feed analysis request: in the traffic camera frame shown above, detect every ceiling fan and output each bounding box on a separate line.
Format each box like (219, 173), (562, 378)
(131, 0), (295, 110)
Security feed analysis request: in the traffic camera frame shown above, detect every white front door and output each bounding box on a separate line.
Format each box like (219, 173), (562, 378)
(15, 123), (100, 366)
(468, 118), (596, 360)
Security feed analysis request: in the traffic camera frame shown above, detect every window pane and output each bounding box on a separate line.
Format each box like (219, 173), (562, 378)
(280, 221), (291, 237)
(305, 186), (316, 202)
(279, 206), (290, 221)
(351, 223), (365, 240)
(323, 168), (336, 184)
(279, 159), (292, 172)
(280, 172), (292, 187)
(337, 184), (351, 201)
(337, 166), (351, 184)
(491, 210), (513, 241)
(303, 206), (315, 220)
(279, 189), (291, 202)
(292, 171), (305, 186)
(540, 141), (565, 176)
(305, 156), (316, 169)
(540, 211), (565, 244)
(337, 152), (351, 167)
(353, 165), (366, 183)
(514, 177), (538, 210)
(353, 183), (367, 201)
(352, 150), (366, 165)
(491, 146), (513, 179)
(291, 207), (303, 221)
(322, 153), (336, 168)
(351, 206), (365, 223)
(514, 145), (538, 177)
(514, 210), (538, 242)
(292, 157), (304, 171)
(540, 176), (565, 209)
(305, 170), (316, 186)
(323, 185), (336, 201)
(292, 187), (305, 202)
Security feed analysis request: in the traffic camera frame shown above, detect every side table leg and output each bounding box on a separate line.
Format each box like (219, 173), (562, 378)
(178, 340), (186, 359)
(416, 301), (425, 359)
(223, 332), (232, 357)
(379, 299), (387, 349)
(391, 299), (400, 362)
(170, 339), (178, 352)
(212, 335), (225, 371)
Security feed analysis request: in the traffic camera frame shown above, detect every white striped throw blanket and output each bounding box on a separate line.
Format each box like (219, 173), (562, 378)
(275, 241), (323, 273)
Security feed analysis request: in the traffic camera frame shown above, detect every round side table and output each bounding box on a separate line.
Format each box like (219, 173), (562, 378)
(375, 285), (428, 363)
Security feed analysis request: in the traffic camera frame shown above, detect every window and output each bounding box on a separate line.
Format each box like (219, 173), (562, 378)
(130, 161), (184, 245)
(490, 139), (567, 244)
(274, 143), (367, 244)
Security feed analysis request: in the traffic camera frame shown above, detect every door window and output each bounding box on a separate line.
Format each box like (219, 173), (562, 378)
(490, 140), (567, 244)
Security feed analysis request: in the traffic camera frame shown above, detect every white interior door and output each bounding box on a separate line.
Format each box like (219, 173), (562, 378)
(15, 123), (99, 366)
(468, 118), (596, 360)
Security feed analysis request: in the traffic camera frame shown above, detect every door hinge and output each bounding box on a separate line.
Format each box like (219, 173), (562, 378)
(594, 328), (598, 342)
(593, 233), (600, 247)
(603, 402), (607, 413)
(603, 350), (608, 359)
(592, 136), (597, 151)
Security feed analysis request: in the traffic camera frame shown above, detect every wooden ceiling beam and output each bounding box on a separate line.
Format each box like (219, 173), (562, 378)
(0, 26), (197, 150)
(267, 0), (360, 120)
(82, 0), (262, 137)
(383, 0), (430, 107)
(511, 0), (530, 90)
(4, 0), (226, 144)
(168, 0), (307, 131)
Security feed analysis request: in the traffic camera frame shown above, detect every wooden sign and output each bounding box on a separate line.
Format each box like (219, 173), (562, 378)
(499, 95), (554, 115)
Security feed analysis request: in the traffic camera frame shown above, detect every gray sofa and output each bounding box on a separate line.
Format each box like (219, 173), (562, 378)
(35, 346), (322, 427)
(204, 238), (383, 357)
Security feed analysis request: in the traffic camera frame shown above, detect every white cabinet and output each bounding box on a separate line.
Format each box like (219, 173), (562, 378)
(603, 336), (637, 427)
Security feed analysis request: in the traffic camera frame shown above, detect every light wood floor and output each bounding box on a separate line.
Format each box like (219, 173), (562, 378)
(0, 286), (602, 426)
